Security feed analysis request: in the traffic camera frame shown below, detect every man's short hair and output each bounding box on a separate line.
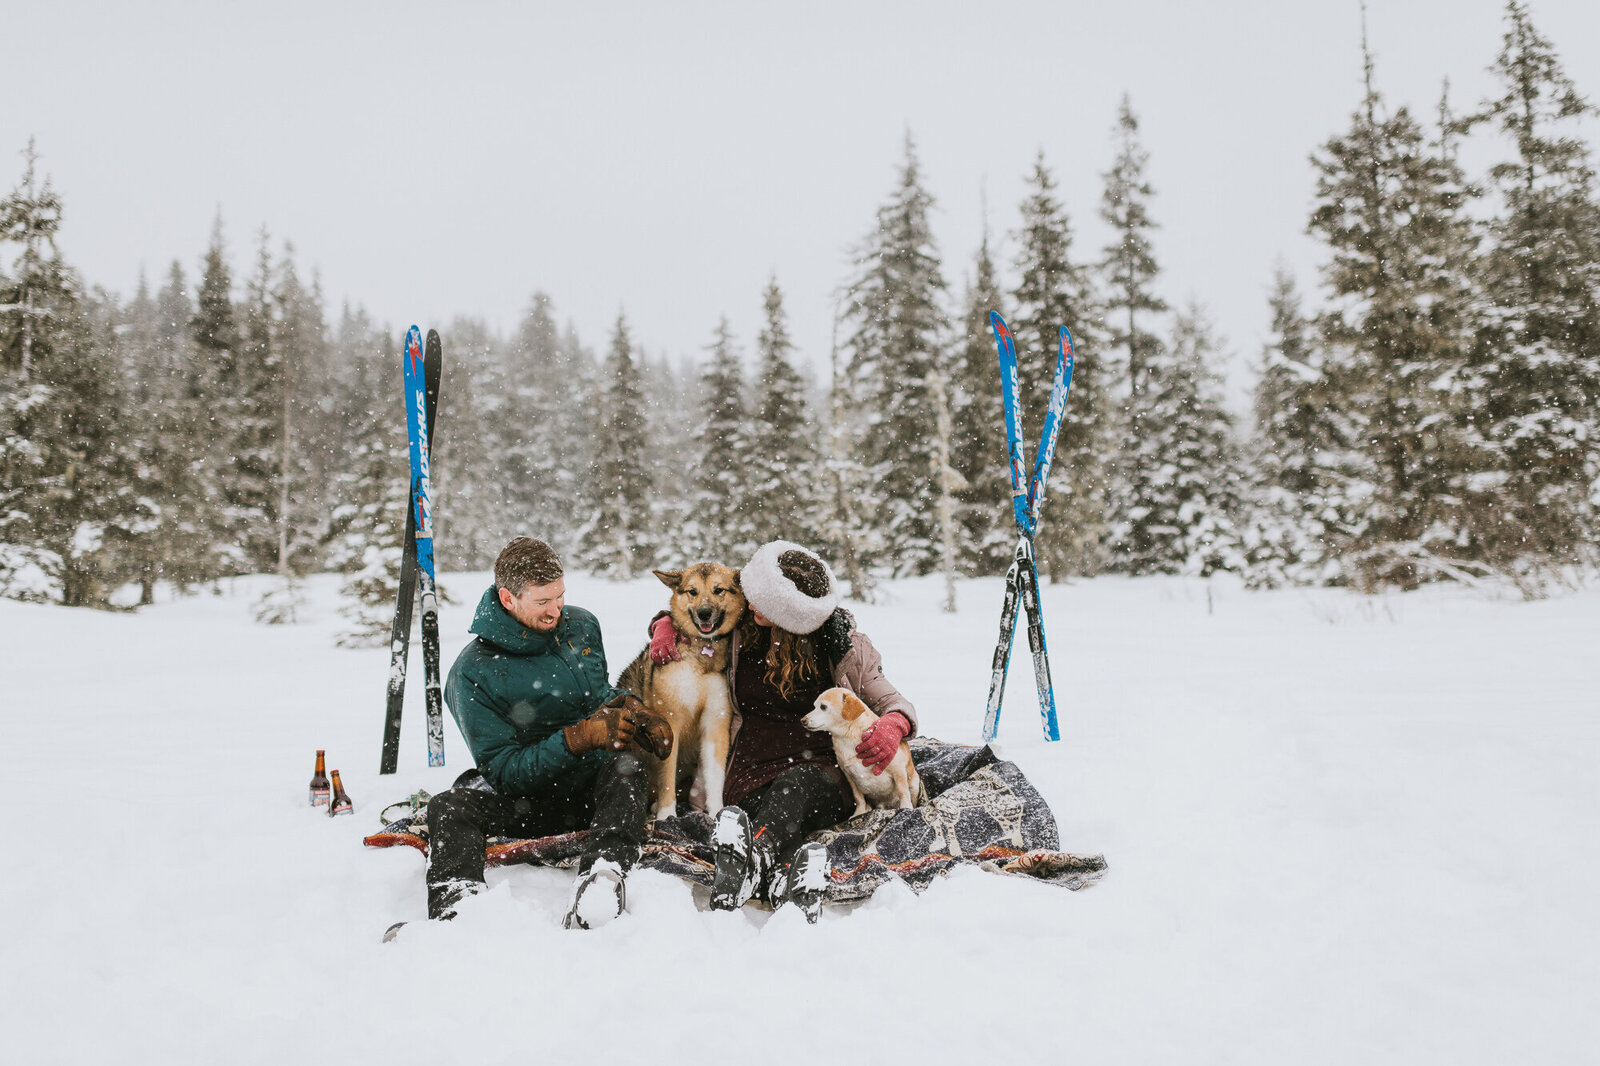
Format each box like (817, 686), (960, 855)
(494, 537), (563, 594)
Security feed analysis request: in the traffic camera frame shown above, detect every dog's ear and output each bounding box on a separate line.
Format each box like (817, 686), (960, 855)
(841, 692), (869, 721)
(653, 569), (682, 590)
(730, 569), (742, 590)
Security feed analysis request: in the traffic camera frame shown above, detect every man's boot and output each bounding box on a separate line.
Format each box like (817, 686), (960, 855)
(563, 858), (626, 930)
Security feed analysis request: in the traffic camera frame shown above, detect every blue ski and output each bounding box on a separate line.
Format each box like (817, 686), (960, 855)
(982, 316), (1075, 742)
(380, 329), (440, 774)
(1030, 327), (1075, 518)
(993, 312), (1034, 536)
(403, 326), (446, 767)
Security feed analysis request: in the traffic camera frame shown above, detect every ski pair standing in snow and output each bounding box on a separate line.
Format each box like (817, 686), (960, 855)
(983, 313), (1075, 743)
(380, 326), (446, 773)
(414, 537), (672, 933)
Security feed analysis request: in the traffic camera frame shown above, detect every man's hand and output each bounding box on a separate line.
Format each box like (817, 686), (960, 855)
(604, 693), (674, 760)
(648, 615), (682, 665)
(855, 712), (910, 775)
(630, 708), (675, 761)
(563, 701), (639, 755)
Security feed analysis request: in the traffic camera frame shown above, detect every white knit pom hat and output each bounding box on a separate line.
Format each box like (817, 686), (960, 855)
(740, 540), (839, 635)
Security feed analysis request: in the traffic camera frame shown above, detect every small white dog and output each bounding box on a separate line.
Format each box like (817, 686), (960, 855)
(803, 687), (923, 816)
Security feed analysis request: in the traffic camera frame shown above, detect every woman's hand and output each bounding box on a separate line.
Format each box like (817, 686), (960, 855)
(855, 712), (911, 775)
(649, 615), (682, 664)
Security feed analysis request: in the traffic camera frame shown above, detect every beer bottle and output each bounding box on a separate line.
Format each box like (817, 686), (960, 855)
(328, 770), (353, 817)
(309, 750), (331, 807)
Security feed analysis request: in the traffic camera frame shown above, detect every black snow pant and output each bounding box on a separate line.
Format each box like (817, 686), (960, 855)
(425, 751), (649, 920)
(733, 763), (852, 866)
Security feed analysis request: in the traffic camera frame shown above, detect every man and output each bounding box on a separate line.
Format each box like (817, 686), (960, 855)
(423, 537), (670, 931)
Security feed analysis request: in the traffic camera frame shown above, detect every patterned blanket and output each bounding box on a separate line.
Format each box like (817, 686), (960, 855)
(364, 738), (1107, 902)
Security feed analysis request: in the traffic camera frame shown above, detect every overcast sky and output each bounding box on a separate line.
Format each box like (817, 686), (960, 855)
(8, 1), (1600, 404)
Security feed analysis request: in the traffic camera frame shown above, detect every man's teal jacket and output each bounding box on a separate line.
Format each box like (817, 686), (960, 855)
(444, 586), (632, 797)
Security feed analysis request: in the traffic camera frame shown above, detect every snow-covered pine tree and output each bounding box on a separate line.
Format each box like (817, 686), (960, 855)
(1, 147), (88, 602)
(557, 319), (601, 552)
(1240, 268), (1348, 587)
(78, 288), (161, 603)
(1469, 0), (1600, 575)
(841, 133), (951, 576)
(153, 257), (188, 342)
(0, 144), (136, 606)
(109, 269), (170, 602)
(925, 364), (965, 611)
(682, 317), (753, 562)
(156, 256), (214, 572)
(192, 218), (239, 361)
(254, 244), (326, 622)
(0, 140), (64, 380)
(220, 230), (283, 576)
(573, 313), (652, 577)
(430, 317), (506, 570)
(116, 259), (208, 601)
(1011, 152), (1107, 579)
(1109, 304), (1245, 575)
(1308, 37), (1481, 590)
(949, 228), (1012, 575)
(819, 305), (877, 600)
(1098, 96), (1171, 575)
(183, 217), (241, 584)
(295, 269), (352, 564)
(270, 247), (326, 574)
(498, 295), (565, 529)
(326, 308), (408, 646)
(1418, 81), (1496, 585)
(638, 344), (696, 568)
(1100, 96), (1167, 400)
(749, 278), (818, 550)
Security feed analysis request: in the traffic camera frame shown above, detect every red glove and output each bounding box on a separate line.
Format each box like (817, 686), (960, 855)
(648, 615), (682, 664)
(855, 712), (911, 775)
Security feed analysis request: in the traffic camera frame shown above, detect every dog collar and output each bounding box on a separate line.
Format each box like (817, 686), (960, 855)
(685, 632), (730, 658)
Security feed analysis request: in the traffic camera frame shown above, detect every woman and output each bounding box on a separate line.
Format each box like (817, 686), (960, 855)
(648, 540), (916, 922)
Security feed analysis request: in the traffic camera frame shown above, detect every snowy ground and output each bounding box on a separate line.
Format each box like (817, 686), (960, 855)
(2, 569), (1595, 1064)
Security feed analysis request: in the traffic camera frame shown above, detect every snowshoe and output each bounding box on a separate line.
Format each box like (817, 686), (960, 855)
(563, 859), (626, 930)
(772, 841), (829, 924)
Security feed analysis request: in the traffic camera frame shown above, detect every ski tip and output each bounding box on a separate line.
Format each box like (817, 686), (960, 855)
(1058, 325), (1075, 357)
(989, 310), (1011, 339)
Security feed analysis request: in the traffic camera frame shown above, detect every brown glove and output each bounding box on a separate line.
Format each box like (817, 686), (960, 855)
(563, 700), (638, 755)
(603, 693), (675, 761)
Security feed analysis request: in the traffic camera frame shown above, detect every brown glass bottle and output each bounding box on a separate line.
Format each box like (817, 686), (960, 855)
(309, 750), (330, 807)
(328, 770), (353, 816)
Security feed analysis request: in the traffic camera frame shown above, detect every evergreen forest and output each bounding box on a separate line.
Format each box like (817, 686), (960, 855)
(3, 3), (1597, 634)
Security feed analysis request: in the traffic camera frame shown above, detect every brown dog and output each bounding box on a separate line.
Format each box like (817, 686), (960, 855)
(617, 563), (744, 821)
(803, 687), (923, 816)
